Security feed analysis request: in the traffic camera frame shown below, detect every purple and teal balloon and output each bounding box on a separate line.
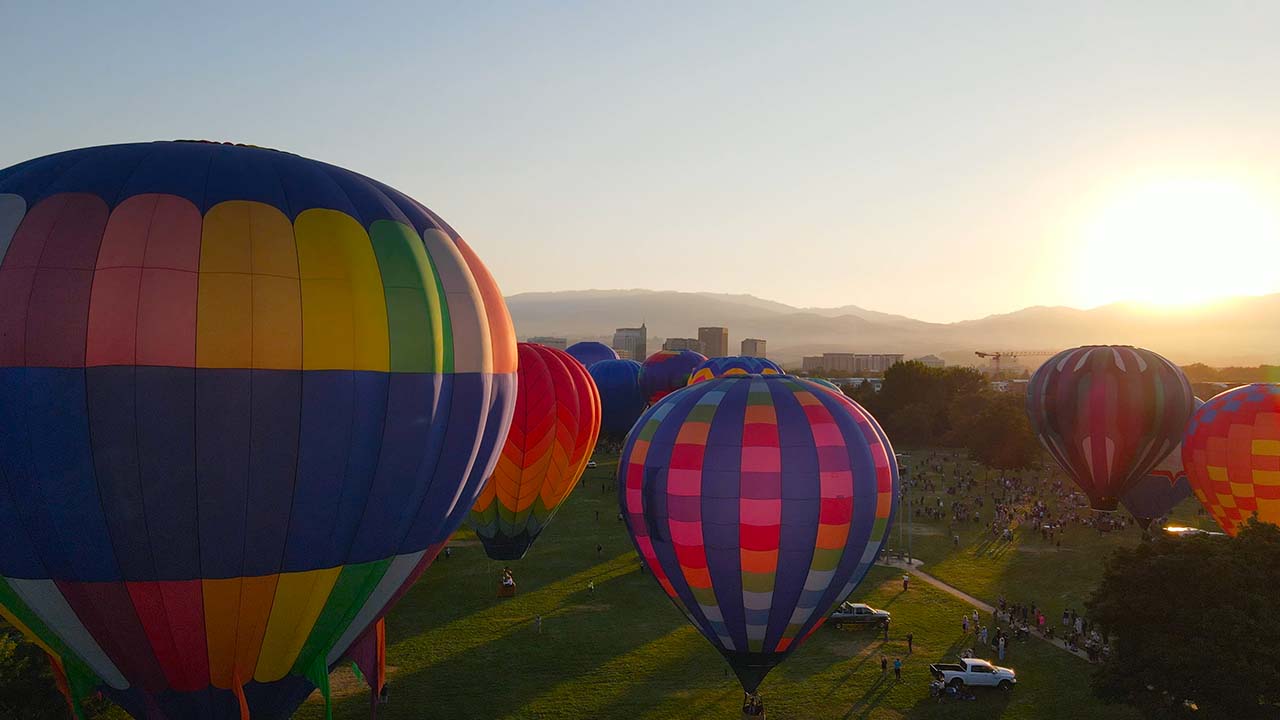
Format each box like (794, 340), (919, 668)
(640, 349), (707, 404)
(687, 356), (783, 385)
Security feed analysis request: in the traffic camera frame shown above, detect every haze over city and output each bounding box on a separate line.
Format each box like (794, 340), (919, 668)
(6, 2), (1280, 322)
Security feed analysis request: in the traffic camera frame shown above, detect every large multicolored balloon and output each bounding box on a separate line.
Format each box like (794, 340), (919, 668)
(619, 375), (897, 696)
(589, 359), (646, 443)
(640, 349), (707, 404)
(687, 356), (782, 385)
(1027, 346), (1194, 511)
(1120, 398), (1202, 524)
(565, 341), (617, 369)
(0, 142), (516, 719)
(1183, 384), (1280, 535)
(469, 343), (601, 560)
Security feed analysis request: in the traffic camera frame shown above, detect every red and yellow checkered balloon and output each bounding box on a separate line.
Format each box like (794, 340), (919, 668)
(1183, 384), (1280, 535)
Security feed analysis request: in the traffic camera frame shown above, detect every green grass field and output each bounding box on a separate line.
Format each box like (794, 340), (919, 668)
(292, 451), (1153, 720)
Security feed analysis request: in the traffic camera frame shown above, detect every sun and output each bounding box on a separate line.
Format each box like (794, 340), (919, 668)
(1073, 177), (1280, 308)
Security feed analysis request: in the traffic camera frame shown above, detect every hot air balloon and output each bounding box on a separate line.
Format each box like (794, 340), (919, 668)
(1120, 398), (1203, 526)
(639, 349), (706, 403)
(589, 359), (646, 444)
(565, 341), (618, 369)
(619, 374), (897, 708)
(0, 142), (517, 719)
(687, 356), (782, 385)
(1026, 346), (1193, 511)
(1183, 384), (1280, 536)
(469, 343), (601, 560)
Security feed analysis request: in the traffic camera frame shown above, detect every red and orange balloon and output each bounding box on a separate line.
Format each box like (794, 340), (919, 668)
(1183, 384), (1280, 535)
(469, 343), (602, 559)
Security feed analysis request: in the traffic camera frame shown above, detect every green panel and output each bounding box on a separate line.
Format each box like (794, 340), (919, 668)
(741, 572), (776, 593)
(290, 558), (393, 675)
(369, 220), (449, 373)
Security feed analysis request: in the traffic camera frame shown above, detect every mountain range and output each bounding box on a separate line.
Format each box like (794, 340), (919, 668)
(504, 290), (1280, 368)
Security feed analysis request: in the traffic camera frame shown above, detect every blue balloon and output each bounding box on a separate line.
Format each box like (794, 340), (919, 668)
(588, 359), (646, 442)
(566, 341), (618, 369)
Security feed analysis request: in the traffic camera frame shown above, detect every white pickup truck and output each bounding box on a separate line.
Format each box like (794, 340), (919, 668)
(929, 657), (1017, 691)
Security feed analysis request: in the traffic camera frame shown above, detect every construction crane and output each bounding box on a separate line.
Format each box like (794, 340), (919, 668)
(974, 350), (1057, 376)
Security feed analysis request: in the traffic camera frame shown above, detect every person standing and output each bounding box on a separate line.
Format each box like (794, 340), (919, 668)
(881, 655), (888, 675)
(893, 657), (902, 681)
(902, 574), (910, 591)
(907, 632), (914, 654)
(883, 621), (890, 641)
(998, 635), (1006, 661)
(962, 615), (969, 634)
(534, 615), (542, 634)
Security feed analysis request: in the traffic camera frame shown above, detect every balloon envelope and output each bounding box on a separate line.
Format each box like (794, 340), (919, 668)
(1026, 346), (1194, 511)
(0, 141), (517, 718)
(565, 341), (617, 369)
(640, 349), (707, 403)
(619, 374), (897, 693)
(1183, 384), (1280, 535)
(687, 356), (783, 385)
(469, 344), (601, 559)
(1120, 397), (1203, 523)
(590, 359), (647, 443)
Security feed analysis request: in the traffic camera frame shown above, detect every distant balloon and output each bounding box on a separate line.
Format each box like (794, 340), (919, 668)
(469, 344), (602, 560)
(1120, 397), (1202, 524)
(1183, 384), (1280, 535)
(687, 356), (783, 385)
(589, 359), (647, 442)
(1026, 346), (1194, 511)
(802, 377), (844, 394)
(619, 375), (897, 698)
(640, 349), (707, 403)
(565, 341), (618, 369)
(0, 141), (517, 718)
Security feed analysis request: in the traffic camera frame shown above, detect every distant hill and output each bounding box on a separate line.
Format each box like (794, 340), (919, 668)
(504, 289), (1280, 367)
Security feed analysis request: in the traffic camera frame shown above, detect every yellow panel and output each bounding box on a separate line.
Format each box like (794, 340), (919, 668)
(252, 275), (302, 370)
(1254, 439), (1280, 456)
(201, 202), (254, 273)
(253, 567), (342, 682)
(295, 209), (388, 371)
(204, 575), (279, 689)
(250, 203), (300, 278)
(1207, 466), (1229, 483)
(196, 273), (252, 368)
(1254, 470), (1280, 486)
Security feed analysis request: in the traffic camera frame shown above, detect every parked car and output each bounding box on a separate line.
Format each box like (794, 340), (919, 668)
(587, 460), (598, 468)
(829, 602), (890, 628)
(929, 657), (1016, 691)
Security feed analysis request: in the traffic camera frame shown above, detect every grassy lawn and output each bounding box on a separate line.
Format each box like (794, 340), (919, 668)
(292, 452), (1141, 720)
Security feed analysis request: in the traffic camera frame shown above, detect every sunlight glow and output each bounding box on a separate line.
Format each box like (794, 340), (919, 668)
(1074, 177), (1280, 308)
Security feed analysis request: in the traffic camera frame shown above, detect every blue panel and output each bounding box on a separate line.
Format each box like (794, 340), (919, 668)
(397, 373), (488, 553)
(282, 370), (388, 572)
(85, 366), (152, 580)
(241, 370), (301, 577)
(272, 152), (358, 220)
(0, 369), (48, 578)
(698, 380), (748, 650)
(195, 369), (252, 579)
(136, 367), (200, 580)
(35, 144), (153, 209)
(321, 165), (411, 229)
(434, 372), (517, 545)
(347, 373), (440, 563)
(20, 368), (119, 581)
(202, 145), (291, 215)
(369, 178), (444, 237)
(116, 142), (216, 209)
(282, 371), (353, 571)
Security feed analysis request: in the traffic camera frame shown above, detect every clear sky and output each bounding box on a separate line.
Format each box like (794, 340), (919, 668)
(5, 1), (1280, 322)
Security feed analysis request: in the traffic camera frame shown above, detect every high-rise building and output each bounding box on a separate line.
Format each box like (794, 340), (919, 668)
(528, 336), (567, 350)
(612, 323), (647, 361)
(698, 326), (728, 357)
(663, 337), (701, 352)
(741, 338), (766, 357)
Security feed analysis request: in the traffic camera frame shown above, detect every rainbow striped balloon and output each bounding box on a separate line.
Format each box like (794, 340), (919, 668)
(0, 142), (516, 718)
(469, 343), (601, 560)
(619, 375), (897, 694)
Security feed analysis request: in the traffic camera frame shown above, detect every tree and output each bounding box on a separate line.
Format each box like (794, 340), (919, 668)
(1086, 520), (1280, 719)
(952, 392), (1040, 470)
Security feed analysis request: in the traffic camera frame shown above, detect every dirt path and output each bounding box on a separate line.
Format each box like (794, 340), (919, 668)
(880, 558), (1093, 662)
